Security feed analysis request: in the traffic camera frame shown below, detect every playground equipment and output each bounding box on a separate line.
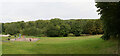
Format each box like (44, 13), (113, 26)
(10, 38), (40, 42)
(18, 34), (21, 39)
(10, 34), (40, 42)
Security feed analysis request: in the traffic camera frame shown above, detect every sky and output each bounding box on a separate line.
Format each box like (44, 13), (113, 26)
(0, 0), (100, 23)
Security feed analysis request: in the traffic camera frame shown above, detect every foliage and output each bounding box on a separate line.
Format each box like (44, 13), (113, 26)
(83, 19), (103, 35)
(46, 18), (71, 37)
(4, 23), (20, 35)
(96, 2), (120, 40)
(70, 20), (83, 36)
(60, 24), (71, 37)
(2, 18), (103, 37)
(22, 27), (42, 36)
(45, 23), (60, 37)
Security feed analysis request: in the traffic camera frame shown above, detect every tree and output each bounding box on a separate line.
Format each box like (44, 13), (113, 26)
(96, 2), (120, 40)
(83, 19), (103, 35)
(70, 20), (83, 36)
(35, 20), (49, 29)
(3, 18), (103, 37)
(46, 18), (71, 37)
(45, 23), (60, 37)
(25, 21), (35, 28)
(83, 20), (96, 34)
(94, 19), (103, 34)
(5, 23), (20, 35)
(50, 18), (62, 26)
(59, 23), (71, 37)
(22, 27), (42, 36)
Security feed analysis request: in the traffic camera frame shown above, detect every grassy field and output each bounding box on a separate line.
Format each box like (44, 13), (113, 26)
(2, 35), (118, 54)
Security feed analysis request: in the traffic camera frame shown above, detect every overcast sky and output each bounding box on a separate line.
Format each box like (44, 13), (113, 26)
(0, 0), (100, 23)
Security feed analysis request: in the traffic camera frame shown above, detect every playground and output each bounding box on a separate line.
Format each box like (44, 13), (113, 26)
(7, 34), (40, 42)
(10, 38), (40, 42)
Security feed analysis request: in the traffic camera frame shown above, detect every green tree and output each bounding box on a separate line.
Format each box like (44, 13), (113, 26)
(35, 20), (50, 29)
(94, 19), (103, 34)
(5, 23), (20, 35)
(45, 23), (60, 37)
(25, 21), (35, 28)
(59, 23), (71, 37)
(70, 20), (83, 36)
(22, 27), (42, 36)
(83, 19), (103, 35)
(50, 18), (62, 26)
(96, 2), (120, 40)
(83, 20), (96, 34)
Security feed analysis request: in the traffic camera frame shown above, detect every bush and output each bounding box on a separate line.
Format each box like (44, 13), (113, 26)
(68, 33), (75, 37)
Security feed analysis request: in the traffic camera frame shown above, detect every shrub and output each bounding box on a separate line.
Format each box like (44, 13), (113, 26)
(68, 33), (75, 37)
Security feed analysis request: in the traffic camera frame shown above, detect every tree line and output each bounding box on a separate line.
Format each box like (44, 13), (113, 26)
(1, 18), (103, 37)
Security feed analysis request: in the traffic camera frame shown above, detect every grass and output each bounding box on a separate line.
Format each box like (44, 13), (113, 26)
(2, 35), (118, 54)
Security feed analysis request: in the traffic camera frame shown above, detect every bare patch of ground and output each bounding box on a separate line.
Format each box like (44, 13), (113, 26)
(10, 38), (40, 42)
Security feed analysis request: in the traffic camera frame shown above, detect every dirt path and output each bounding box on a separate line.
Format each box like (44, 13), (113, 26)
(0, 35), (9, 37)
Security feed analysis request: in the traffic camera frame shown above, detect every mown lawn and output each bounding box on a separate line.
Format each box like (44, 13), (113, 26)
(2, 35), (118, 54)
